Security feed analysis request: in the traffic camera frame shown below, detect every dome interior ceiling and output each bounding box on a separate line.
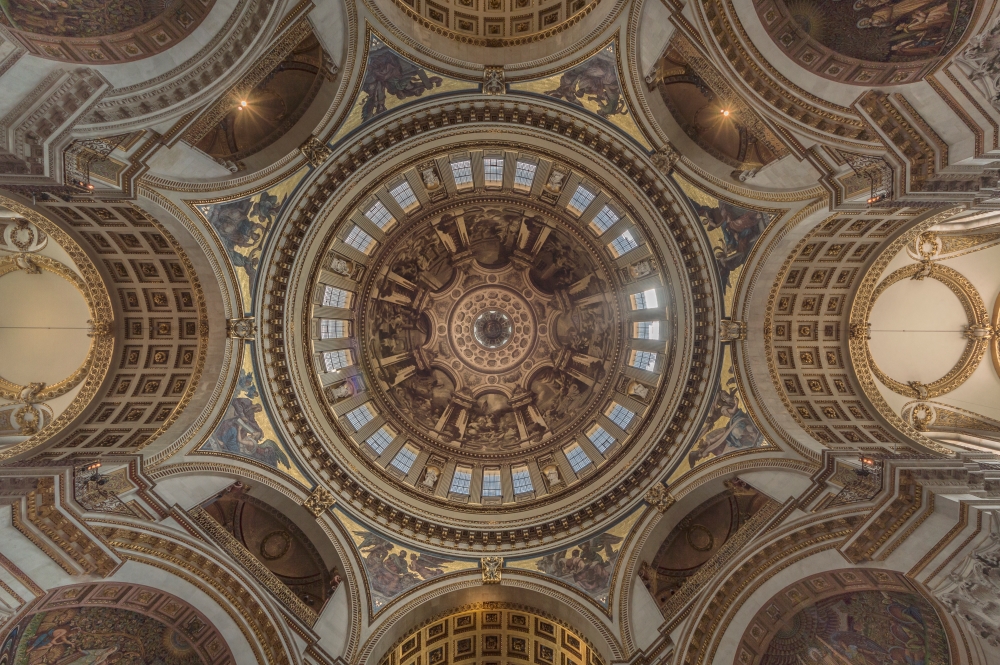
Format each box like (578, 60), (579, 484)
(1, 1), (999, 664)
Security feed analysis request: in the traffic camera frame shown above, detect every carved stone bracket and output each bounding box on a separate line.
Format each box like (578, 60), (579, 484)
(481, 556), (503, 583)
(651, 144), (680, 177)
(719, 319), (746, 342)
(299, 136), (332, 168)
(645, 483), (675, 513)
(227, 317), (257, 340)
(483, 67), (505, 95)
(302, 486), (335, 517)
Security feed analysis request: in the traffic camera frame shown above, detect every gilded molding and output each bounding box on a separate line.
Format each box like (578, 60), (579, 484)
(183, 19), (315, 145)
(858, 262), (990, 399)
(259, 99), (720, 549)
(481, 556), (503, 584)
(644, 483), (675, 513)
(845, 207), (968, 455)
(189, 505), (320, 627)
(0, 253), (109, 405)
(0, 197), (114, 462)
(302, 486), (335, 517)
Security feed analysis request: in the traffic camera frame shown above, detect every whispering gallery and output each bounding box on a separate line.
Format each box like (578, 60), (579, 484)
(2, 0), (1000, 663)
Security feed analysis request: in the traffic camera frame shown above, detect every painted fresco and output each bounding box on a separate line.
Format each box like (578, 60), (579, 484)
(363, 205), (615, 452)
(767, 0), (975, 64)
(335, 508), (476, 612)
(0, 0), (162, 38)
(676, 178), (770, 305)
(509, 44), (651, 149)
(670, 344), (768, 482)
(668, 180), (772, 481)
(196, 166), (307, 309)
(508, 509), (641, 607)
(759, 589), (949, 665)
(0, 606), (209, 664)
(199, 344), (309, 486)
(331, 36), (475, 143)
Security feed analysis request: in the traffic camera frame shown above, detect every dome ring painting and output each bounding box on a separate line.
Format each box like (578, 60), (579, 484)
(0, 0), (218, 63)
(354, 200), (626, 456)
(754, 0), (979, 84)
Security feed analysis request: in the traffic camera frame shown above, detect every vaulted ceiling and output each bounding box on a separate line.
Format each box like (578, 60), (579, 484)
(0, 1), (999, 665)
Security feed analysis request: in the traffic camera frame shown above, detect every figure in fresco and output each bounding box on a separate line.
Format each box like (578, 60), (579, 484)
(202, 369), (291, 470)
(687, 380), (762, 467)
(759, 589), (947, 665)
(530, 367), (593, 434)
(545, 49), (626, 118)
(354, 531), (452, 598)
(206, 191), (286, 288)
(6, 606), (208, 665)
(360, 45), (444, 121)
(690, 199), (768, 293)
(535, 533), (624, 595)
(0, 0), (157, 37)
(767, 0), (973, 65)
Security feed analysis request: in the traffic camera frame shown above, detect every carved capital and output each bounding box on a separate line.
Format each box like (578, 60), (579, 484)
(302, 486), (335, 517)
(227, 317), (256, 340)
(645, 482), (675, 513)
(299, 136), (332, 168)
(481, 555), (503, 583)
(651, 144), (680, 176)
(483, 66), (505, 95)
(719, 319), (746, 342)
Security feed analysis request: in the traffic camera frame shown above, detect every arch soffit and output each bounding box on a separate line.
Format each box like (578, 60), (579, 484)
(0, 195), (114, 462)
(357, 581), (625, 665)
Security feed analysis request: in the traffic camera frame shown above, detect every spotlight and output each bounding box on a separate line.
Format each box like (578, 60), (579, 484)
(720, 109), (731, 117)
(83, 462), (108, 486)
(855, 455), (875, 478)
(239, 100), (248, 110)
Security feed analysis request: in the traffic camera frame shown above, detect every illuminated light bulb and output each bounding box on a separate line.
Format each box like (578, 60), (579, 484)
(721, 109), (731, 117)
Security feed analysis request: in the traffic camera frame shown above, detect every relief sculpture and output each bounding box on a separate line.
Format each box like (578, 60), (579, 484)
(360, 203), (621, 453)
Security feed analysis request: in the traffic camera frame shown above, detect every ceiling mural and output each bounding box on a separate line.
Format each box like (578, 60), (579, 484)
(507, 507), (640, 608)
(359, 201), (623, 454)
(0, 583), (233, 665)
(667, 180), (773, 481)
(738, 570), (951, 665)
(195, 166), (308, 309)
(330, 34), (475, 144)
(0, 0), (216, 62)
(309, 159), (678, 512)
(198, 343), (309, 485)
(5, 1), (1000, 664)
(754, 0), (979, 84)
(511, 43), (651, 149)
(335, 507), (477, 613)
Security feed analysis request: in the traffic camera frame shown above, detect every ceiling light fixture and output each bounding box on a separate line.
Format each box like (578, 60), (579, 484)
(720, 109), (731, 117)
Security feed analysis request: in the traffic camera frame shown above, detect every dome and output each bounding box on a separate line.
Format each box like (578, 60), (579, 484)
(265, 124), (721, 544)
